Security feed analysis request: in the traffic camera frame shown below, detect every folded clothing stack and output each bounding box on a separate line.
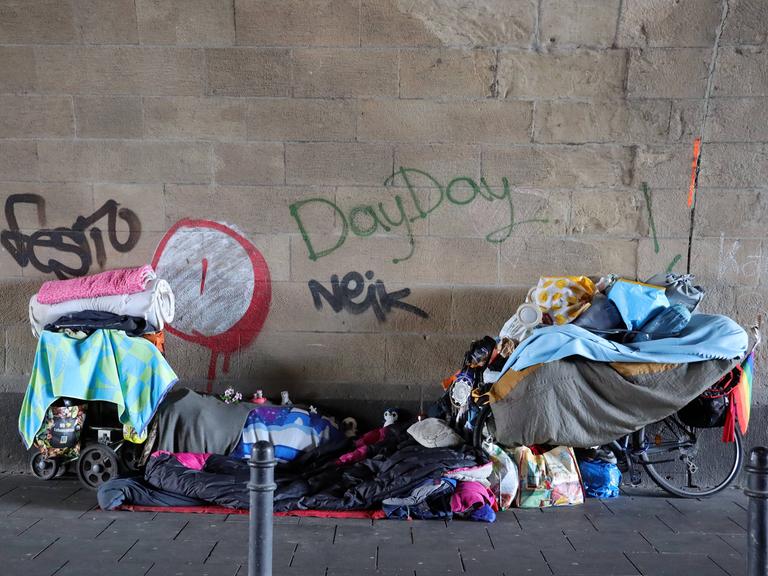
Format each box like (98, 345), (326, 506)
(28, 265), (175, 338)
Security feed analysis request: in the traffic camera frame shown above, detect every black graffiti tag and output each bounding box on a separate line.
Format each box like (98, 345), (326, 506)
(1, 193), (142, 279)
(308, 271), (429, 322)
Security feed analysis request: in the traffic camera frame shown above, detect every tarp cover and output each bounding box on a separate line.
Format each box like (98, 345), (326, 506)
(486, 357), (737, 447)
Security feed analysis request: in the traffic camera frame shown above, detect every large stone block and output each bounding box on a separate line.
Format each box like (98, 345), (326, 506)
(0, 280), (37, 323)
(384, 334), (468, 385)
(633, 145), (691, 189)
(668, 100), (705, 143)
(205, 48), (291, 96)
(698, 143), (768, 188)
(616, 0), (722, 47)
(246, 98), (356, 142)
(5, 325), (36, 377)
(714, 47), (768, 97)
(235, 0), (359, 46)
(499, 238), (637, 284)
(627, 48), (710, 98)
(534, 100), (672, 144)
(498, 50), (626, 98)
(234, 331), (388, 385)
(450, 286), (526, 336)
(285, 142), (393, 186)
(97, 229), (164, 272)
(289, 233), (412, 284)
(37, 140), (100, 182)
(427, 188), (568, 241)
(694, 189), (768, 239)
(165, 184), (336, 236)
(264, 280), (375, 334)
(93, 183), (165, 233)
(36, 46), (205, 96)
(136, 0), (234, 45)
(213, 142), (284, 185)
(144, 96), (246, 140)
(0, 47), (37, 93)
(75, 96), (143, 138)
(636, 237), (690, 279)
(293, 49), (399, 98)
(0, 0), (75, 43)
(0, 182), (94, 229)
(398, 237), (498, 285)
(640, 186), (694, 240)
(0, 141), (38, 181)
(393, 143), (481, 182)
(482, 145), (634, 188)
(264, 279), (450, 335)
(389, 0), (536, 48)
(569, 189), (648, 236)
(358, 99), (532, 144)
(690, 236), (762, 287)
(98, 141), (212, 183)
(360, 0), (439, 47)
(721, 0), (768, 45)
(399, 49), (495, 98)
(334, 185), (430, 238)
(540, 0), (620, 48)
(75, 0), (138, 44)
(705, 98), (768, 142)
(0, 95), (73, 138)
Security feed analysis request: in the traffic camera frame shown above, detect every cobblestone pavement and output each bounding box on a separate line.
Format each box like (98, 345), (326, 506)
(0, 474), (751, 576)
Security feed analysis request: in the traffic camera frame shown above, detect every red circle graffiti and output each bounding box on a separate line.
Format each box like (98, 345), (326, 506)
(152, 219), (272, 383)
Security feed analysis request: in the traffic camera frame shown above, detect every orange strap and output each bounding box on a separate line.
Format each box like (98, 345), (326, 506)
(688, 137), (701, 208)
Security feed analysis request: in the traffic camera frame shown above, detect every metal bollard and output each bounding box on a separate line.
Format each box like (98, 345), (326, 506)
(249, 440), (276, 576)
(745, 447), (768, 576)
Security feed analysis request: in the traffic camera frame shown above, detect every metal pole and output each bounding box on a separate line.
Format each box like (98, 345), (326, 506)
(745, 447), (768, 576)
(249, 440), (276, 576)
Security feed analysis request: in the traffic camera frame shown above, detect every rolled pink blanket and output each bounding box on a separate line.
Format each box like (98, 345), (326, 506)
(37, 265), (156, 305)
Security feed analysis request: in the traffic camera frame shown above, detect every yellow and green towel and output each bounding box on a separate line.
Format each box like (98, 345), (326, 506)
(19, 329), (177, 449)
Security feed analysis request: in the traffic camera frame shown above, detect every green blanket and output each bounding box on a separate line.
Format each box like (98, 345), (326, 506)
(19, 330), (178, 448)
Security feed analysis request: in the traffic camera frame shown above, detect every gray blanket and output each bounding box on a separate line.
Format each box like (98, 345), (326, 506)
(155, 388), (254, 455)
(487, 358), (736, 448)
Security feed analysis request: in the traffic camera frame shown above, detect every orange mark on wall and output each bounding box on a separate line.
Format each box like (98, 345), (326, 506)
(688, 137), (701, 208)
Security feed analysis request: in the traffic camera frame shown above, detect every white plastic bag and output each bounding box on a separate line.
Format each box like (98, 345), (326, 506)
(484, 441), (519, 510)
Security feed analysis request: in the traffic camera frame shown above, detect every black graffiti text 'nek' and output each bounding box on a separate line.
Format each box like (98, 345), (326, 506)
(308, 271), (429, 322)
(1, 193), (141, 279)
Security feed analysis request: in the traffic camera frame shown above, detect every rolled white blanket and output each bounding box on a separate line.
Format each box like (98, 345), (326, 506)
(29, 278), (175, 338)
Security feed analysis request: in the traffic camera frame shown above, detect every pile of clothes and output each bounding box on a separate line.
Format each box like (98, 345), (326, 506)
(99, 420), (497, 522)
(432, 272), (750, 505)
(19, 265), (178, 455)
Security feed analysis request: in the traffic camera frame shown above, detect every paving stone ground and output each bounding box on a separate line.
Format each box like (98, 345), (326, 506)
(0, 474), (751, 576)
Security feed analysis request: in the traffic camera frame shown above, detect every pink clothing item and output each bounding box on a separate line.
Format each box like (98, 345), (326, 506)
(335, 427), (391, 466)
(37, 265), (156, 305)
(152, 451), (211, 470)
(450, 481), (496, 514)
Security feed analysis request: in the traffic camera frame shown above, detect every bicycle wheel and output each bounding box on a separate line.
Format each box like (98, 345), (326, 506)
(473, 404), (496, 450)
(640, 416), (743, 498)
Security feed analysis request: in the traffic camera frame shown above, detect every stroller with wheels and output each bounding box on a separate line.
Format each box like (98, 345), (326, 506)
(30, 399), (147, 489)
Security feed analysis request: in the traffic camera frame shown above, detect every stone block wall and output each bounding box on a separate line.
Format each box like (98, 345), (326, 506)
(1, 0), (767, 470)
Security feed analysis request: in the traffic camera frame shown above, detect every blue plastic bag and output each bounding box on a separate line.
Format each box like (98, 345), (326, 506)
(607, 279), (669, 331)
(579, 460), (621, 499)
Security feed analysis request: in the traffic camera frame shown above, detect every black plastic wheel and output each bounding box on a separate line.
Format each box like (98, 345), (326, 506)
(77, 444), (120, 490)
(641, 417), (743, 498)
(30, 451), (59, 481)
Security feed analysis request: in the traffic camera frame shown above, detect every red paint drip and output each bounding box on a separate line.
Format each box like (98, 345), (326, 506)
(200, 257), (208, 294)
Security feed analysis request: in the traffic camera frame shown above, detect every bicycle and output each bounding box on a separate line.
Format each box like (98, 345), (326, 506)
(473, 322), (760, 498)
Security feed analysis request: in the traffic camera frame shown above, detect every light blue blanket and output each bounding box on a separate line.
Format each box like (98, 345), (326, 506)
(19, 330), (178, 449)
(501, 314), (748, 374)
